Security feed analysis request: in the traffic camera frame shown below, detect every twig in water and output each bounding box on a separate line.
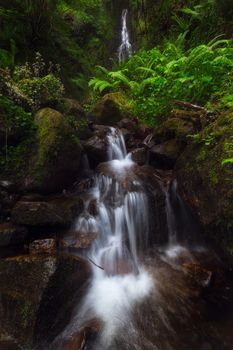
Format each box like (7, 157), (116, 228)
(88, 257), (104, 270)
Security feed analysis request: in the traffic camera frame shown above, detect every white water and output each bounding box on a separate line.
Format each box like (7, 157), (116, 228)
(118, 9), (132, 63)
(56, 127), (153, 348)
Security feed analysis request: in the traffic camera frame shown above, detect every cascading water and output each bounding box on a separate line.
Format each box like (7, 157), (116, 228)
(118, 9), (132, 63)
(53, 127), (153, 349)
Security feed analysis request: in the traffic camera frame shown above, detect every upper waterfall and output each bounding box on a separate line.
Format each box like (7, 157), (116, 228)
(118, 9), (132, 63)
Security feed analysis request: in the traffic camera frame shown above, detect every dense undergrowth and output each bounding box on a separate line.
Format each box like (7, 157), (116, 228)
(89, 38), (233, 125)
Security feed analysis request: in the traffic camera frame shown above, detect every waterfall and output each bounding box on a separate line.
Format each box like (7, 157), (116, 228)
(53, 127), (153, 349)
(118, 9), (132, 63)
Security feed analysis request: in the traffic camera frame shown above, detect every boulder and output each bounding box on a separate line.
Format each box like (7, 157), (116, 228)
(0, 254), (91, 349)
(131, 147), (147, 165)
(175, 110), (233, 254)
(88, 92), (132, 126)
(149, 139), (186, 169)
(11, 195), (84, 227)
(24, 108), (82, 193)
(153, 117), (194, 144)
(0, 222), (27, 247)
(82, 125), (109, 168)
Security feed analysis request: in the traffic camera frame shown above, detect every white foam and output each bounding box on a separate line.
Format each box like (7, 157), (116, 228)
(84, 270), (154, 343)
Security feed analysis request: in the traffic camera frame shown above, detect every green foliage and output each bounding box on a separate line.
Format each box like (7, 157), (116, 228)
(0, 96), (33, 130)
(1, 52), (64, 110)
(18, 74), (64, 109)
(89, 39), (233, 125)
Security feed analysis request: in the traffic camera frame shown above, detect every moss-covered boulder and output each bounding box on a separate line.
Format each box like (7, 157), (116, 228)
(12, 195), (84, 227)
(25, 108), (81, 193)
(88, 92), (132, 126)
(0, 254), (91, 349)
(153, 117), (194, 144)
(175, 110), (233, 254)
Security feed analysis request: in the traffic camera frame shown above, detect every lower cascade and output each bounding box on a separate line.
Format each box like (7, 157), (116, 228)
(45, 127), (233, 350)
(53, 127), (153, 349)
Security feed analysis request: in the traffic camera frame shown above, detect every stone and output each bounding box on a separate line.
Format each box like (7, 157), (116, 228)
(61, 231), (97, 249)
(0, 222), (27, 247)
(29, 239), (57, 255)
(175, 109), (233, 254)
(82, 134), (108, 167)
(149, 139), (186, 169)
(131, 147), (147, 165)
(24, 107), (82, 193)
(0, 254), (91, 349)
(182, 262), (213, 289)
(11, 195), (84, 227)
(153, 117), (194, 143)
(57, 319), (101, 350)
(88, 92), (132, 126)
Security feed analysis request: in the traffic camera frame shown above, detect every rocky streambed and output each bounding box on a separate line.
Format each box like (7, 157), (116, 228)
(0, 94), (233, 349)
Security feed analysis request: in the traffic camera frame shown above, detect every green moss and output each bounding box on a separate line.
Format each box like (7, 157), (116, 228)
(20, 302), (33, 329)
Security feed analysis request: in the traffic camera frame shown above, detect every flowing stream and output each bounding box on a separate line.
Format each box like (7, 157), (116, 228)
(48, 127), (233, 350)
(118, 9), (132, 63)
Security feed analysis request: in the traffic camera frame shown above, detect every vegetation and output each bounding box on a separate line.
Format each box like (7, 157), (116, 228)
(89, 38), (233, 125)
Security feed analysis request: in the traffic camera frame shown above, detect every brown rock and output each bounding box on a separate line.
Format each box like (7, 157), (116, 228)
(0, 222), (27, 247)
(11, 195), (84, 227)
(29, 239), (57, 255)
(88, 92), (132, 126)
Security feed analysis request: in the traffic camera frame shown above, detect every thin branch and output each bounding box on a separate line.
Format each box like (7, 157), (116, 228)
(88, 257), (104, 270)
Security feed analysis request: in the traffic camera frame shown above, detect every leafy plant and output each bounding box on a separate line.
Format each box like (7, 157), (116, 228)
(89, 38), (233, 125)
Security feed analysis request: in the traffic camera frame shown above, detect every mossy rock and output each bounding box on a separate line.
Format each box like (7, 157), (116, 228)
(0, 254), (91, 349)
(88, 92), (132, 126)
(153, 117), (195, 144)
(175, 110), (233, 254)
(24, 108), (81, 193)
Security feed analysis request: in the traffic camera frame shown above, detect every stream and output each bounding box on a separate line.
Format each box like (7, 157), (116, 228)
(45, 127), (233, 350)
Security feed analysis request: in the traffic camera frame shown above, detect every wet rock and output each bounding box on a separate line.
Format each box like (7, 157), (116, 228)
(61, 231), (97, 249)
(88, 199), (99, 216)
(82, 134), (108, 167)
(182, 263), (213, 289)
(0, 254), (91, 349)
(131, 147), (147, 165)
(29, 239), (57, 255)
(88, 92), (132, 126)
(24, 107), (82, 194)
(149, 139), (186, 169)
(58, 319), (101, 350)
(0, 222), (27, 247)
(12, 195), (84, 227)
(153, 117), (194, 143)
(175, 109), (233, 253)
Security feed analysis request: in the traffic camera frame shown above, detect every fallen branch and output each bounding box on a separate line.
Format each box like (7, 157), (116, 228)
(88, 257), (104, 270)
(174, 100), (207, 112)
